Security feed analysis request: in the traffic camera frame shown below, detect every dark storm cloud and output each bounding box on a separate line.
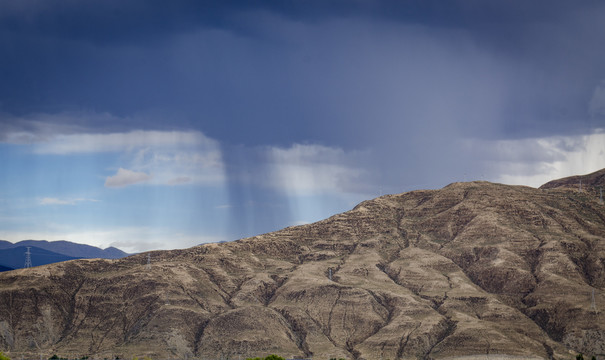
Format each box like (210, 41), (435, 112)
(3, 1), (602, 49)
(0, 0), (232, 44)
(2, 0), (604, 130)
(0, 0), (598, 40)
(1, 0), (605, 192)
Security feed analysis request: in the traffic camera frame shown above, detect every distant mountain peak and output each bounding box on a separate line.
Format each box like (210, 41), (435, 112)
(540, 167), (605, 189)
(0, 240), (129, 272)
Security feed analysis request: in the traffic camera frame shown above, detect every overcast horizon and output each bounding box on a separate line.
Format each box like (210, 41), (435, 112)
(1, 1), (605, 253)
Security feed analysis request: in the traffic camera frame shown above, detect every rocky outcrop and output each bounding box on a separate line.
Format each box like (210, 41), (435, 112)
(1, 170), (605, 359)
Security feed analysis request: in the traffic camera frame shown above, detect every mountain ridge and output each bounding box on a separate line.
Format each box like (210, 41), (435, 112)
(0, 170), (604, 359)
(0, 240), (129, 272)
(0, 240), (129, 259)
(540, 168), (605, 190)
(0, 246), (81, 271)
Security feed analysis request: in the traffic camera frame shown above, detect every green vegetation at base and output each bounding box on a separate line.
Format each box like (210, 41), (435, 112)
(0, 352), (10, 360)
(246, 355), (285, 360)
(48, 355), (89, 360)
(575, 353), (598, 360)
(246, 355), (346, 360)
(132, 356), (152, 360)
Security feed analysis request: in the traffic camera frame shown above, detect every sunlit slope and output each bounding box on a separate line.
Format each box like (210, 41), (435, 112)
(1, 170), (604, 359)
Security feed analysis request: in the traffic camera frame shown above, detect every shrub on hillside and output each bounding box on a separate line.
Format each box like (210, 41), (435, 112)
(246, 355), (284, 360)
(264, 355), (284, 360)
(49, 355), (68, 360)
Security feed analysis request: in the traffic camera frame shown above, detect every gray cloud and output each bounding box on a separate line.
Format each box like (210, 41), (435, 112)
(2, 1), (605, 210)
(39, 197), (100, 206)
(2, 2), (605, 141)
(104, 168), (151, 188)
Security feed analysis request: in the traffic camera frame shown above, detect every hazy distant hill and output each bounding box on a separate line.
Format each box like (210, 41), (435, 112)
(0, 240), (129, 259)
(0, 246), (80, 270)
(0, 264), (12, 272)
(0, 240), (129, 272)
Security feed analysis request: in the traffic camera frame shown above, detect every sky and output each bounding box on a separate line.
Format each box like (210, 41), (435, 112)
(1, 0), (605, 253)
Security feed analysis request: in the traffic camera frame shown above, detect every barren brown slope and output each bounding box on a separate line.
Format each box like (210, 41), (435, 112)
(1, 172), (605, 360)
(540, 168), (605, 191)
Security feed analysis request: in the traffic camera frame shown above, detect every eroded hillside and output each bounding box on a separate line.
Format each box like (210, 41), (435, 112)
(1, 170), (604, 360)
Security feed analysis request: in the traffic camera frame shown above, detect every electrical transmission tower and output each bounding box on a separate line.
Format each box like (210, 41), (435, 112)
(24, 246), (32, 268)
(590, 289), (598, 314)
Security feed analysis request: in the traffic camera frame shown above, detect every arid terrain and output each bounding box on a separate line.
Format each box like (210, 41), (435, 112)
(1, 170), (604, 360)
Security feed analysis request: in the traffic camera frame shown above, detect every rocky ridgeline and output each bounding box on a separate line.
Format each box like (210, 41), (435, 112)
(1, 169), (605, 360)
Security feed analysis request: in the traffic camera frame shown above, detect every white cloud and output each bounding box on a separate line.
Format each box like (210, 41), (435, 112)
(105, 168), (151, 188)
(292, 220), (311, 226)
(0, 112), (121, 144)
(0, 117), (227, 188)
(215, 204), (233, 209)
(39, 197), (100, 205)
(0, 227), (225, 253)
(33, 130), (210, 154)
(108, 232), (225, 253)
(466, 130), (605, 187)
(166, 176), (192, 185)
(40, 197), (74, 205)
(266, 143), (369, 195)
(132, 146), (225, 186)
